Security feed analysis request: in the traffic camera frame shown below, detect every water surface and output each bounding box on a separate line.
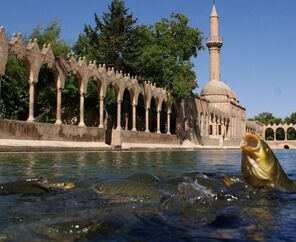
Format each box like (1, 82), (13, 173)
(0, 149), (295, 241)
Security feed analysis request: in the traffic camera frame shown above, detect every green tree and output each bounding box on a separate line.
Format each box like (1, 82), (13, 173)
(74, 0), (148, 128)
(29, 20), (71, 123)
(0, 57), (28, 120)
(287, 127), (296, 140)
(30, 19), (70, 56)
(74, 0), (141, 75)
(74, 1), (204, 101)
(136, 13), (203, 101)
(0, 20), (72, 122)
(250, 112), (282, 125)
(284, 112), (296, 125)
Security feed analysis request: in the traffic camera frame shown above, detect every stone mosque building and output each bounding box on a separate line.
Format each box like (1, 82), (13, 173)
(181, 4), (260, 147)
(0, 4), (261, 148)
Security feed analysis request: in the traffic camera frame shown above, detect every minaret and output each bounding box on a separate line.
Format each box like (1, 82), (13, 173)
(206, 4), (223, 82)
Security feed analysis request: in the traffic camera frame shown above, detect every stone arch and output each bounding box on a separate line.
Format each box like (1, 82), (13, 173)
(29, 40), (56, 123)
(67, 55), (93, 127)
(121, 88), (133, 130)
(287, 127), (296, 140)
(0, 26), (176, 137)
(265, 127), (274, 140)
(136, 92), (145, 131)
(150, 96), (157, 132)
(59, 57), (87, 126)
(275, 127), (285, 141)
(35, 63), (56, 123)
(8, 35), (36, 121)
(104, 82), (119, 130)
(84, 77), (101, 126)
(61, 74), (80, 125)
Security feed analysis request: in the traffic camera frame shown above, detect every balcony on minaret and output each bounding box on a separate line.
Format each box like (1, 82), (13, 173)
(206, 36), (223, 48)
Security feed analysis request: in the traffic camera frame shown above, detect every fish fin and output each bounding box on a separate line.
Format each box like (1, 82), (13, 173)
(223, 176), (241, 187)
(223, 176), (234, 187)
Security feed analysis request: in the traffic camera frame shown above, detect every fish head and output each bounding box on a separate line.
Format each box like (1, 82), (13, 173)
(240, 132), (278, 188)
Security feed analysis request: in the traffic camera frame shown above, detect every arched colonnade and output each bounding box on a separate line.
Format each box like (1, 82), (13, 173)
(264, 124), (296, 141)
(197, 105), (230, 139)
(0, 27), (175, 134)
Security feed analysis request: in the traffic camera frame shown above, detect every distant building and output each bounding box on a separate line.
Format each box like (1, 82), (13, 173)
(180, 4), (259, 147)
(0, 4), (262, 148)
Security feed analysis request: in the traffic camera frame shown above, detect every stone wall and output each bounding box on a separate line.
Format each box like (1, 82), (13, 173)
(0, 119), (105, 142)
(266, 140), (296, 149)
(112, 130), (179, 146)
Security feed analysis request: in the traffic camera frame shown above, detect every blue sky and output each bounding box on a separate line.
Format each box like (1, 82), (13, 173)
(1, 0), (295, 119)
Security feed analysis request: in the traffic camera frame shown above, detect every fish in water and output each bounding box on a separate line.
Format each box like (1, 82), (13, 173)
(0, 179), (75, 195)
(240, 132), (296, 192)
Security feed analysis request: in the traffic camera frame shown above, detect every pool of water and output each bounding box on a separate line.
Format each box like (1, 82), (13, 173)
(0, 149), (296, 241)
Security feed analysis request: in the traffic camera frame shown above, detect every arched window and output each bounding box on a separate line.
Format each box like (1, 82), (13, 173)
(265, 128), (274, 140)
(287, 127), (296, 140)
(275, 127), (285, 140)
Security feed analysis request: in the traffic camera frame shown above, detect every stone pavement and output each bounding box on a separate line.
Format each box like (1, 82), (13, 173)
(0, 139), (239, 152)
(0, 139), (111, 152)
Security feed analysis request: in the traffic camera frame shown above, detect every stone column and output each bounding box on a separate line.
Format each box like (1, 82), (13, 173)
(27, 82), (35, 122)
(231, 117), (234, 138)
(116, 99), (122, 130)
(55, 87), (62, 125)
(145, 107), (149, 132)
(205, 115), (208, 136)
(200, 114), (204, 136)
(98, 95), (104, 128)
(124, 113), (128, 130)
(78, 92), (85, 127)
(157, 110), (161, 134)
(227, 121), (230, 139)
(167, 111), (171, 134)
(132, 104), (137, 131)
(221, 123), (225, 138)
(213, 118), (217, 136)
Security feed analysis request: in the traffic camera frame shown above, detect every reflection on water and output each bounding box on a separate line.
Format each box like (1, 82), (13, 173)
(0, 149), (295, 241)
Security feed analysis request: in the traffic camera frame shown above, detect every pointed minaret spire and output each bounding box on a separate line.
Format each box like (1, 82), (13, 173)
(210, 3), (218, 17)
(207, 3), (223, 82)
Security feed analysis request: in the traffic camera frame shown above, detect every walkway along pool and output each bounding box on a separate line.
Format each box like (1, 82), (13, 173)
(0, 150), (296, 241)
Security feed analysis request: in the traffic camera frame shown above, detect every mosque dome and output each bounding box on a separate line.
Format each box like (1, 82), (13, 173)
(200, 80), (238, 101)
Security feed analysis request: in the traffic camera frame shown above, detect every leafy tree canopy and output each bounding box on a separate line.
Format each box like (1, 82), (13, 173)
(29, 20), (72, 122)
(284, 112), (296, 125)
(74, 0), (204, 101)
(0, 20), (71, 122)
(0, 57), (28, 120)
(136, 13), (203, 100)
(249, 112), (282, 125)
(30, 19), (70, 55)
(73, 0), (141, 75)
(250, 112), (296, 125)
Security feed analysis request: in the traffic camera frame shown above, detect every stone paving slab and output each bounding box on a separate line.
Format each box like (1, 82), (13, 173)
(121, 140), (239, 150)
(0, 139), (240, 152)
(0, 139), (111, 152)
